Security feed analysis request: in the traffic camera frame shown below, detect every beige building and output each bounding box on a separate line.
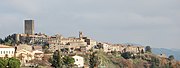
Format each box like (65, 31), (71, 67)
(124, 45), (145, 53)
(32, 50), (44, 60)
(97, 43), (145, 54)
(48, 32), (97, 53)
(14, 33), (48, 44)
(16, 44), (33, 51)
(97, 43), (125, 53)
(16, 49), (33, 66)
(16, 49), (44, 66)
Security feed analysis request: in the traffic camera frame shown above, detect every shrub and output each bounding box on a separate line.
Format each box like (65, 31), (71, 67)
(121, 52), (132, 59)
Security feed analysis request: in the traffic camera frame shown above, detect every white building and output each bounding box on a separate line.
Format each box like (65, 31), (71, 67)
(73, 55), (84, 67)
(0, 44), (15, 58)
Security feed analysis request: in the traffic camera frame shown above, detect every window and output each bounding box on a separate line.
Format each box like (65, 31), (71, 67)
(12, 51), (14, 54)
(6, 51), (8, 54)
(0, 51), (2, 54)
(9, 51), (10, 54)
(4, 51), (5, 54)
(76, 59), (78, 61)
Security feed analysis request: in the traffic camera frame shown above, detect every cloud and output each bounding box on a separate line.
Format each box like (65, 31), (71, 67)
(0, 0), (180, 49)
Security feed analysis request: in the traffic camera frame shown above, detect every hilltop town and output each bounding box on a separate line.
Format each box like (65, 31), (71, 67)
(0, 20), (180, 68)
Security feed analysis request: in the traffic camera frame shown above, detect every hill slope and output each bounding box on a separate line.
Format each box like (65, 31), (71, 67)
(152, 48), (180, 60)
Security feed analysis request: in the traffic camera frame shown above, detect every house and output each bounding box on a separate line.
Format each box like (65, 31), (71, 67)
(16, 49), (44, 66)
(73, 55), (84, 67)
(32, 50), (44, 60)
(16, 44), (32, 51)
(32, 45), (43, 51)
(96, 43), (125, 53)
(124, 45), (145, 53)
(0, 44), (15, 58)
(48, 44), (63, 52)
(16, 49), (33, 66)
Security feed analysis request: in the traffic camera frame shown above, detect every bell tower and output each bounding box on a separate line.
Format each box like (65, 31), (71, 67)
(79, 31), (83, 39)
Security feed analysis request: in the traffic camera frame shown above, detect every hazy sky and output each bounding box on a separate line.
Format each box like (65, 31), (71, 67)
(0, 0), (180, 49)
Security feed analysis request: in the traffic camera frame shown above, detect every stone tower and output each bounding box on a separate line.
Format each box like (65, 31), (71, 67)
(79, 31), (83, 39)
(24, 20), (34, 35)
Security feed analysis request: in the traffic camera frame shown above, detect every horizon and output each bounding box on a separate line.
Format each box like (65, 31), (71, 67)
(0, 0), (180, 49)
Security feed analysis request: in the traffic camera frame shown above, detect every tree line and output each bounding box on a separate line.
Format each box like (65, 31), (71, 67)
(0, 57), (21, 68)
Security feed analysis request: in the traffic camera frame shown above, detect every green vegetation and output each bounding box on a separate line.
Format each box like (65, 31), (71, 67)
(0, 38), (4, 44)
(0, 57), (21, 68)
(150, 56), (160, 68)
(4, 35), (16, 46)
(89, 50), (117, 68)
(96, 50), (112, 67)
(145, 46), (152, 53)
(63, 56), (75, 68)
(51, 50), (75, 68)
(0, 35), (16, 46)
(121, 52), (132, 59)
(111, 51), (121, 58)
(52, 50), (64, 68)
(168, 55), (175, 61)
(89, 51), (98, 68)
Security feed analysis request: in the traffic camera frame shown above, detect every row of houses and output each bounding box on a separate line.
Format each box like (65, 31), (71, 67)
(0, 44), (44, 66)
(0, 44), (85, 67)
(0, 43), (145, 67)
(95, 43), (145, 54)
(1, 32), (146, 67)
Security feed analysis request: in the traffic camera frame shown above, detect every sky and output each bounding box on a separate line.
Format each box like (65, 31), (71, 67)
(0, 0), (180, 49)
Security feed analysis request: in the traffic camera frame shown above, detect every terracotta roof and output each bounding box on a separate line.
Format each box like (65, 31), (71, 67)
(0, 44), (13, 48)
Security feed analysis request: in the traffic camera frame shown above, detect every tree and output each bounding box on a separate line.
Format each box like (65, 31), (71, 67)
(0, 57), (20, 68)
(89, 51), (98, 68)
(141, 49), (144, 54)
(168, 55), (175, 61)
(52, 50), (64, 68)
(7, 58), (21, 68)
(3, 34), (17, 46)
(151, 62), (158, 68)
(150, 57), (160, 68)
(63, 56), (75, 68)
(111, 50), (120, 57)
(0, 38), (4, 44)
(96, 50), (111, 68)
(0, 58), (6, 68)
(121, 52), (132, 59)
(145, 46), (152, 53)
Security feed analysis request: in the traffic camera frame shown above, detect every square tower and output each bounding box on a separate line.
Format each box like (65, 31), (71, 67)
(24, 20), (34, 34)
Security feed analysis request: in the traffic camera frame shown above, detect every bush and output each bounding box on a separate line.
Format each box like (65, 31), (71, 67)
(145, 46), (152, 53)
(0, 57), (20, 68)
(168, 55), (174, 61)
(121, 52), (132, 59)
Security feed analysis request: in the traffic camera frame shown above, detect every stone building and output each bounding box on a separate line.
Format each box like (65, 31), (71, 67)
(123, 45), (145, 54)
(25, 20), (34, 35)
(16, 49), (44, 66)
(14, 33), (48, 44)
(48, 32), (97, 53)
(96, 43), (145, 54)
(16, 44), (33, 51)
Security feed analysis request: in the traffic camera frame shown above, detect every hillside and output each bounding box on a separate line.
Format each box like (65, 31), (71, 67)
(152, 48), (180, 61)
